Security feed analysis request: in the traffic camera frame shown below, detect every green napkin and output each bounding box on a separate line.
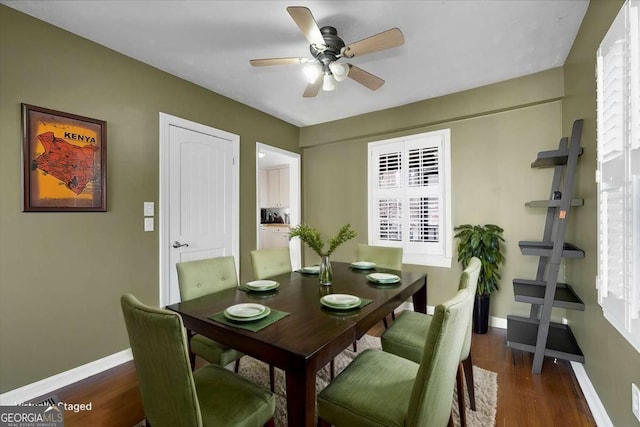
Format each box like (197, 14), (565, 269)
(359, 298), (373, 308)
(208, 308), (289, 332)
(367, 279), (401, 287)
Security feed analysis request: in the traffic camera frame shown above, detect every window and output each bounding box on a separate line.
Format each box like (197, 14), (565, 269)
(596, 0), (640, 352)
(368, 129), (452, 267)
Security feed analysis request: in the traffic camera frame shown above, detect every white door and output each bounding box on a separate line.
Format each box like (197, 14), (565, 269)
(160, 113), (239, 306)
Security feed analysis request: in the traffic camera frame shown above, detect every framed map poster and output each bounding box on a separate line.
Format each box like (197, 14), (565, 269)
(22, 104), (107, 212)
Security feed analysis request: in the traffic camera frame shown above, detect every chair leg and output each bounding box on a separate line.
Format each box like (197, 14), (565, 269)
(456, 363), (467, 427)
(462, 355), (476, 411)
(234, 359), (241, 373)
(448, 413), (454, 427)
(330, 359), (335, 380)
(269, 365), (275, 392)
(352, 341), (357, 352)
(264, 418), (276, 427)
(186, 330), (196, 371)
(318, 417), (331, 427)
(383, 316), (389, 329)
(391, 311), (396, 320)
(188, 351), (196, 371)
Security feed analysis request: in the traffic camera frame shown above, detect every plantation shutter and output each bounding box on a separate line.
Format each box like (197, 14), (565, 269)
(404, 138), (444, 256)
(372, 142), (403, 243)
(369, 131), (449, 264)
(596, 0), (640, 352)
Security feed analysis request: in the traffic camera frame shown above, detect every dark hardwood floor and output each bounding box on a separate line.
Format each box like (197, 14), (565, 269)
(470, 328), (595, 427)
(33, 326), (595, 426)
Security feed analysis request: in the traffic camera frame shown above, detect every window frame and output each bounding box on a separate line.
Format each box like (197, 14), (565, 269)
(367, 129), (452, 268)
(595, 0), (640, 353)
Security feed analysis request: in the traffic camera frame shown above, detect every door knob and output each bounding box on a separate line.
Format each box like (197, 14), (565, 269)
(172, 241), (189, 248)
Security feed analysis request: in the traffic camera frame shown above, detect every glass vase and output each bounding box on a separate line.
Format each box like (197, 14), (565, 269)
(319, 255), (333, 286)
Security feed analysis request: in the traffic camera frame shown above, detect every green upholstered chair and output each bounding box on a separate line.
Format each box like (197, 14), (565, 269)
(357, 244), (404, 329)
(249, 247), (292, 280)
(381, 257), (482, 427)
(356, 244), (403, 270)
(317, 286), (473, 427)
(248, 248), (291, 388)
(120, 294), (275, 427)
(176, 256), (244, 371)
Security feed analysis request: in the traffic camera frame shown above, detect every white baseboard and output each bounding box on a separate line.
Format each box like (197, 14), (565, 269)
(571, 361), (613, 427)
(490, 315), (507, 329)
(0, 349), (132, 405)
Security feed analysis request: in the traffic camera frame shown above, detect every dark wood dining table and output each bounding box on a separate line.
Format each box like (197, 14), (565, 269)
(166, 261), (427, 427)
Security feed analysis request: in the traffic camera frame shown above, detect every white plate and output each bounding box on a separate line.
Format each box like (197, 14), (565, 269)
(300, 266), (320, 274)
(320, 295), (362, 310)
(224, 306), (271, 322)
(351, 261), (376, 269)
(224, 303), (267, 318)
(367, 273), (401, 283)
(245, 280), (279, 291)
(322, 294), (361, 306)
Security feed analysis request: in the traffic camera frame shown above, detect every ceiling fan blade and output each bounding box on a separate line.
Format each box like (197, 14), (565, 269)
(343, 28), (404, 58)
(287, 6), (325, 47)
(303, 74), (323, 98)
(347, 64), (385, 91)
(250, 57), (308, 67)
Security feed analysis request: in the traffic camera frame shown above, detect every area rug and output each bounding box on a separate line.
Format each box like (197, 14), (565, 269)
(231, 334), (497, 427)
(134, 335), (497, 426)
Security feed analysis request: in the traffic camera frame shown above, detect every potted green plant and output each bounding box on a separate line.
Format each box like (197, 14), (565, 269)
(289, 223), (357, 285)
(454, 224), (505, 334)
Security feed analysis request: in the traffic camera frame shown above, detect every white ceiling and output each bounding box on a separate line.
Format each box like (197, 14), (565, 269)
(2, 0), (589, 127)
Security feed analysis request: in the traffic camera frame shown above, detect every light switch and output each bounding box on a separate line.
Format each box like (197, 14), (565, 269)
(144, 217), (154, 232)
(144, 202), (154, 217)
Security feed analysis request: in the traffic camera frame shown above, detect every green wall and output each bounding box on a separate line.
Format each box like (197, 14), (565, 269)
(300, 1), (640, 424)
(301, 69), (566, 320)
(562, 0), (640, 425)
(2, 3), (639, 424)
(0, 5), (299, 392)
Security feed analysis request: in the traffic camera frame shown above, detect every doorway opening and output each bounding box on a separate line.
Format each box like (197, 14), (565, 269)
(256, 143), (301, 271)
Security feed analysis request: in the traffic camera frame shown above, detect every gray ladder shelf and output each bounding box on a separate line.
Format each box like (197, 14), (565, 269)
(506, 119), (585, 374)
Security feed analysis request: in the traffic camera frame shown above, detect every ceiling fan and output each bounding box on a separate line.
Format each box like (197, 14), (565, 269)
(250, 6), (404, 98)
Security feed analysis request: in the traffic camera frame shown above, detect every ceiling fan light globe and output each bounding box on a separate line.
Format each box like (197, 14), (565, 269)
(333, 73), (348, 82)
(303, 63), (322, 83)
(322, 74), (337, 91)
(329, 62), (349, 81)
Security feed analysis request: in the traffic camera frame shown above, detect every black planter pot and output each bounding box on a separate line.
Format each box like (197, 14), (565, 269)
(473, 294), (491, 334)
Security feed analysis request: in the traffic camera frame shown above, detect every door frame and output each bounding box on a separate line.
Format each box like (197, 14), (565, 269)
(256, 142), (301, 270)
(159, 113), (240, 306)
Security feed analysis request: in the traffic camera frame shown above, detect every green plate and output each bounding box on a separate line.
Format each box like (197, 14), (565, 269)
(245, 280), (280, 291)
(300, 266), (320, 274)
(351, 261), (376, 270)
(320, 294), (361, 310)
(223, 303), (271, 322)
(366, 273), (400, 284)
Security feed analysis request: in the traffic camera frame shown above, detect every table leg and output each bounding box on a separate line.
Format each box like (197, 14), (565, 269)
(285, 364), (317, 426)
(412, 276), (427, 314)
